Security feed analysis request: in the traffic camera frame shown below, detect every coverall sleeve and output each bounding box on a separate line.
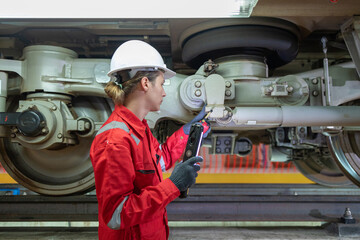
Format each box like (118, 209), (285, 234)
(95, 140), (179, 229)
(151, 126), (188, 171)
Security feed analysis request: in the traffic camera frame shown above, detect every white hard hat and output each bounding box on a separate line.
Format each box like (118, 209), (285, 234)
(108, 40), (176, 79)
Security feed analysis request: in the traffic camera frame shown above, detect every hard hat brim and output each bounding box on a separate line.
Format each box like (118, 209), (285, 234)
(108, 66), (176, 79)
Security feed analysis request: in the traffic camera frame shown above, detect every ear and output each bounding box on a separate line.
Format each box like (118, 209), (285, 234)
(140, 77), (150, 92)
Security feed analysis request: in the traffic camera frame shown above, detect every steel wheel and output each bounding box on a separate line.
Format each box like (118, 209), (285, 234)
(292, 149), (353, 187)
(328, 131), (360, 187)
(0, 96), (111, 195)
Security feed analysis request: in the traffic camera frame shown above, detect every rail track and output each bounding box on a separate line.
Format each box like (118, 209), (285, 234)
(0, 184), (359, 222)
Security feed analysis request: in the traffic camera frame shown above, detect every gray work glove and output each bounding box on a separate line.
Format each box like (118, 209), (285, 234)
(169, 156), (203, 192)
(183, 106), (211, 138)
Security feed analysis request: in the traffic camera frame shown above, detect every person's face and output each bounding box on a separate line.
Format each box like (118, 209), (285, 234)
(147, 72), (166, 111)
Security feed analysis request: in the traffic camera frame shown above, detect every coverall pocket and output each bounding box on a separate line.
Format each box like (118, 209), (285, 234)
(134, 164), (157, 189)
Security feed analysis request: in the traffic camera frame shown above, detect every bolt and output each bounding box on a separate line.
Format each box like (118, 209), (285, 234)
(57, 133), (63, 139)
(28, 105), (35, 109)
(40, 121), (46, 127)
(312, 78), (319, 85)
(286, 86), (294, 93)
(341, 207), (356, 224)
(268, 86), (274, 92)
(216, 147), (221, 153)
(41, 128), (48, 134)
(51, 106), (57, 111)
(299, 127), (305, 133)
(84, 122), (91, 130)
(312, 90), (319, 97)
(195, 89), (202, 97)
(225, 81), (232, 88)
(225, 148), (231, 153)
(224, 140), (231, 145)
(225, 90), (232, 97)
(223, 109), (229, 117)
(216, 140), (221, 146)
(10, 133), (16, 138)
(11, 128), (18, 133)
(195, 81), (202, 88)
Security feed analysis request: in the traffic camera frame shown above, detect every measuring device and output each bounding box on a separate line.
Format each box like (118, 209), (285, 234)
(179, 110), (211, 198)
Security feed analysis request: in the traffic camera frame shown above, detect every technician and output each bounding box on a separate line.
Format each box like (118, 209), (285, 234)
(90, 40), (210, 239)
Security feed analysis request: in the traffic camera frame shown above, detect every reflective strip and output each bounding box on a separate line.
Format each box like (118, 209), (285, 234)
(158, 145), (166, 172)
(96, 121), (140, 145)
(107, 196), (129, 230)
(159, 156), (166, 172)
(130, 133), (140, 145)
(96, 121), (129, 136)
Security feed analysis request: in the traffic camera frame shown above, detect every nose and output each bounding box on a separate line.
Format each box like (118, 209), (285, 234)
(162, 88), (166, 97)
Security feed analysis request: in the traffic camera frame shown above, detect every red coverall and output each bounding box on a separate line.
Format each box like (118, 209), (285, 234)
(90, 105), (188, 239)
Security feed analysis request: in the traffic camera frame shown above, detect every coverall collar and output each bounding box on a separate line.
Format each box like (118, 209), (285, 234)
(114, 105), (147, 138)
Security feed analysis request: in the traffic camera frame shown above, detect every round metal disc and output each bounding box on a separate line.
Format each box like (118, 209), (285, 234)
(181, 18), (299, 69)
(0, 96), (112, 195)
(292, 149), (353, 187)
(328, 131), (360, 187)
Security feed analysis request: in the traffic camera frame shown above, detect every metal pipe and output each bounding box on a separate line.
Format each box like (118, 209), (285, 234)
(232, 106), (360, 127)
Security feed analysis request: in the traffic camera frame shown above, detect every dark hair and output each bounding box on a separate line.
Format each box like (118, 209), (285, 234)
(104, 71), (162, 105)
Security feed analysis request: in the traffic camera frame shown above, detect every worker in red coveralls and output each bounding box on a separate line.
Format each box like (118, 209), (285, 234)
(90, 40), (210, 240)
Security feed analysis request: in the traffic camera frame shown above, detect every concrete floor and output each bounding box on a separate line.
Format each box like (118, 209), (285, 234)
(0, 227), (358, 240)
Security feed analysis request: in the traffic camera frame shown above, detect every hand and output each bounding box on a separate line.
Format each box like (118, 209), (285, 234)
(183, 106), (211, 138)
(169, 156), (203, 192)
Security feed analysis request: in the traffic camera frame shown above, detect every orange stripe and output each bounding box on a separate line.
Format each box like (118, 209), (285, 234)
(201, 148), (206, 173)
(244, 156), (249, 173)
(251, 147), (256, 173)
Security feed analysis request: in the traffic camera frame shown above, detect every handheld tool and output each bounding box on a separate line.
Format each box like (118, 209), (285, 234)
(179, 110), (211, 198)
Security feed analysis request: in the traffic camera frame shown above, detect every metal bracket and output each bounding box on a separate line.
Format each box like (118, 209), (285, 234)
(341, 17), (360, 78)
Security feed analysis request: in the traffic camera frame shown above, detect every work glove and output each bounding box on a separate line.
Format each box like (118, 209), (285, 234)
(169, 156), (203, 192)
(183, 106), (211, 138)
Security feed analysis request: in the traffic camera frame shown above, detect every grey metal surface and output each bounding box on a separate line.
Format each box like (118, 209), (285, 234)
(1, 184), (360, 222)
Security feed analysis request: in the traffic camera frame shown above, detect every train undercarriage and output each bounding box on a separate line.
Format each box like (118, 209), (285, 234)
(0, 5), (360, 195)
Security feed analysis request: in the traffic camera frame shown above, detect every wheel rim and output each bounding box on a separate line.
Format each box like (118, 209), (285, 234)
(328, 131), (360, 187)
(292, 149), (353, 187)
(0, 96), (111, 195)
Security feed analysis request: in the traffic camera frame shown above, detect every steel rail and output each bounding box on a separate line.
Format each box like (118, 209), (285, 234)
(0, 184), (359, 222)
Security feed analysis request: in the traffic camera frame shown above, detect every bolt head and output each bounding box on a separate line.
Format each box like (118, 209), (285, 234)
(225, 90), (232, 97)
(225, 81), (232, 88)
(194, 81), (202, 88)
(195, 89), (202, 97)
(312, 78), (319, 85)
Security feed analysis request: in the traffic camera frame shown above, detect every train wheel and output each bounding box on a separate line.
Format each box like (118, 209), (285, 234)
(0, 96), (112, 195)
(328, 131), (360, 187)
(292, 149), (353, 187)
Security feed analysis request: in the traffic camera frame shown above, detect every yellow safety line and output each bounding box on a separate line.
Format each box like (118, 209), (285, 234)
(0, 172), (314, 184)
(163, 173), (314, 184)
(0, 173), (17, 184)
